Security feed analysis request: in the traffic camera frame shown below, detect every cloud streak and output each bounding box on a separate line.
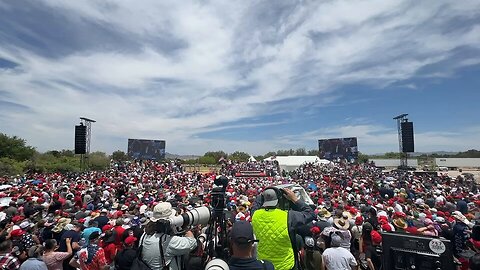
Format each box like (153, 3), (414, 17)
(0, 0), (479, 154)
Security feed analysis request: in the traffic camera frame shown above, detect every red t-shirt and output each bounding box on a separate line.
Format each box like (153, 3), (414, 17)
(114, 226), (125, 247)
(78, 247), (107, 270)
(103, 243), (117, 265)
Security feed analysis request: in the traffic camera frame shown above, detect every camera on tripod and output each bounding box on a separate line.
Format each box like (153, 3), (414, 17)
(164, 176), (230, 235)
(211, 175), (229, 213)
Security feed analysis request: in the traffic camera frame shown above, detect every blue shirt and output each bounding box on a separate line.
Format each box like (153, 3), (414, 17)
(82, 227), (102, 245)
(20, 258), (48, 270)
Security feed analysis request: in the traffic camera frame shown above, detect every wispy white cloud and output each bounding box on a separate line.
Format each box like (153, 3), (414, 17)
(274, 124), (480, 155)
(0, 0), (479, 154)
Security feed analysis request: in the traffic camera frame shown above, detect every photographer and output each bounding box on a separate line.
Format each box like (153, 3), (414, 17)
(251, 188), (315, 270)
(140, 202), (196, 270)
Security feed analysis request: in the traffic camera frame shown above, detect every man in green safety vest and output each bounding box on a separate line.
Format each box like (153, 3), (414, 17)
(252, 187), (315, 270)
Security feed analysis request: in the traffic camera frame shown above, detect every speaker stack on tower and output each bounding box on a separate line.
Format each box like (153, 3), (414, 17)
(74, 124), (87, 154)
(393, 114), (415, 169)
(401, 121), (414, 153)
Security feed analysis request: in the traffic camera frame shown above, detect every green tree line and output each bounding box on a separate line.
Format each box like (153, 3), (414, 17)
(2, 133), (479, 175)
(0, 133), (112, 176)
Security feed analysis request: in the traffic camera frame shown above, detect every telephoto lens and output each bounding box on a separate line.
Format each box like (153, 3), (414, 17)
(169, 206), (211, 234)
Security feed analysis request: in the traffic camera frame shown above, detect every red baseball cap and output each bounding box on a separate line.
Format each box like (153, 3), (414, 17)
(102, 224), (113, 232)
(355, 216), (364, 225)
(382, 223), (393, 232)
(125, 236), (137, 246)
(11, 216), (24, 223)
(10, 229), (25, 237)
(371, 230), (382, 244)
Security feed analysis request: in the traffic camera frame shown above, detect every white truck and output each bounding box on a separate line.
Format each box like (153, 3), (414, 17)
(435, 158), (480, 170)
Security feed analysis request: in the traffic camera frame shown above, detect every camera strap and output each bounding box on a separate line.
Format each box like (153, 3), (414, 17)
(290, 227), (303, 270)
(137, 233), (146, 257)
(159, 233), (168, 270)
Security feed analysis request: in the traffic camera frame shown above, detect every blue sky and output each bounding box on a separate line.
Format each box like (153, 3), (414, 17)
(0, 1), (479, 155)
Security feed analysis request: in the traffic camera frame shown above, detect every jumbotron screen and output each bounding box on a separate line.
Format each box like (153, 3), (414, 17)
(318, 137), (358, 161)
(127, 139), (166, 160)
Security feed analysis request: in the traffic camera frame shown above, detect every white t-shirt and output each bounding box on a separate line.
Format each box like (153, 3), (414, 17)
(351, 225), (362, 240)
(322, 247), (357, 270)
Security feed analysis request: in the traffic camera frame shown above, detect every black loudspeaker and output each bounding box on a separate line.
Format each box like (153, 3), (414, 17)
(74, 125), (87, 154)
(401, 122), (414, 153)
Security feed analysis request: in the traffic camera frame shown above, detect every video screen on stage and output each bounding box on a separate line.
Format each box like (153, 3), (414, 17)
(318, 137), (358, 161)
(127, 139), (166, 160)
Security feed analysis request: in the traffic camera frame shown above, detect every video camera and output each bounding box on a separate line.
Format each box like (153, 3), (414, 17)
(211, 176), (229, 213)
(269, 184), (315, 210)
(165, 176), (230, 235)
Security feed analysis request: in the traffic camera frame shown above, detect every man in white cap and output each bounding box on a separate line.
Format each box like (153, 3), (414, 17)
(141, 202), (197, 270)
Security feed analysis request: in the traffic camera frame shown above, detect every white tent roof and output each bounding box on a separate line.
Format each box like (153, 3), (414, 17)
(248, 156), (257, 162)
(263, 156), (332, 166)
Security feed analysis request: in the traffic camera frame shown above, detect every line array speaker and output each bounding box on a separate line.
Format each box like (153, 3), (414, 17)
(74, 125), (87, 154)
(401, 121), (414, 153)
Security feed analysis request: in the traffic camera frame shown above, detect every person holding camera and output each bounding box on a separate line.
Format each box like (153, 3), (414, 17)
(251, 188), (315, 270)
(140, 202), (197, 270)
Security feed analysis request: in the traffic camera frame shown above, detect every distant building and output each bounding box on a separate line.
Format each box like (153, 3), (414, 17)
(263, 156), (332, 172)
(435, 158), (480, 169)
(370, 159), (418, 169)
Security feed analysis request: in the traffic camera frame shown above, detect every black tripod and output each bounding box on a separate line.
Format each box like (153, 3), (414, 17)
(202, 177), (230, 265)
(204, 207), (228, 261)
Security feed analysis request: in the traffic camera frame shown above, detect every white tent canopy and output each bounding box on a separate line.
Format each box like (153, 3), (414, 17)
(248, 156), (257, 162)
(263, 155), (332, 171)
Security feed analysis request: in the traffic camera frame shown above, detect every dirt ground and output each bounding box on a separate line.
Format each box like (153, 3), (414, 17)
(443, 170), (480, 181)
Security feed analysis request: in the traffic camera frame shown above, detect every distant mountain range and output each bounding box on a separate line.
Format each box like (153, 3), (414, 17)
(409, 151), (459, 157)
(166, 151), (462, 160)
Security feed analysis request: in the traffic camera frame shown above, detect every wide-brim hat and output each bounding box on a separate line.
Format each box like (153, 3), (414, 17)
(393, 218), (408, 229)
(317, 208), (332, 218)
(150, 202), (175, 222)
(52, 218), (71, 233)
(333, 218), (350, 230)
(452, 211), (470, 225)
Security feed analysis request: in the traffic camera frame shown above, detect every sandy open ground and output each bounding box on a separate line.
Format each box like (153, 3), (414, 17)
(443, 170), (480, 181)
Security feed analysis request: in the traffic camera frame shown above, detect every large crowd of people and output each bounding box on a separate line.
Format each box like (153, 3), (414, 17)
(0, 159), (478, 270)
